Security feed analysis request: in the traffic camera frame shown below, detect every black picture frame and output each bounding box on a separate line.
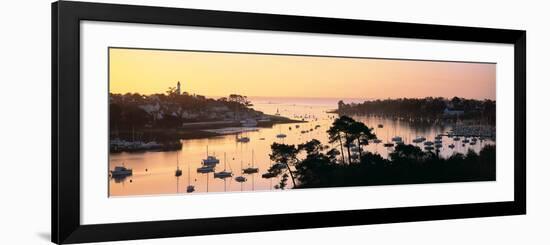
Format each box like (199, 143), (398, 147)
(52, 1), (526, 244)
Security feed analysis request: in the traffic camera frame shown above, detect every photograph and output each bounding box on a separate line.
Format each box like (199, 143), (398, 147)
(108, 47), (497, 197)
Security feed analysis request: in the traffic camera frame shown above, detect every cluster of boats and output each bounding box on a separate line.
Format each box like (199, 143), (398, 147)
(110, 139), (182, 153)
(368, 122), (489, 152)
(299, 124), (321, 134)
(373, 132), (485, 152)
(194, 148), (260, 191)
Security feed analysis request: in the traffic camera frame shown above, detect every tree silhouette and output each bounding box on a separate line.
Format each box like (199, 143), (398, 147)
(268, 143), (299, 187)
(327, 116), (376, 163)
(327, 116), (354, 164)
(346, 121), (377, 159)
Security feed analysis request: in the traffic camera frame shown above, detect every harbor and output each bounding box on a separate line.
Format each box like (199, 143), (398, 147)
(109, 97), (496, 196)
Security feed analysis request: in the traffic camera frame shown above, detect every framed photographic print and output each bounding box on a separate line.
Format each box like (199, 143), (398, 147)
(52, 1), (526, 244)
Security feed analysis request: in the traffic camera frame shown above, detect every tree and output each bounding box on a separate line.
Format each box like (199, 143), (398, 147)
(166, 86), (178, 96)
(389, 144), (425, 162)
(327, 116), (355, 164)
(228, 94), (252, 106)
(346, 121), (377, 158)
(295, 139), (335, 188)
(297, 139), (324, 156)
(268, 143), (299, 187)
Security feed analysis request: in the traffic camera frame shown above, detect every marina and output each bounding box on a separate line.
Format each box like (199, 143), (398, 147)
(109, 97), (495, 196)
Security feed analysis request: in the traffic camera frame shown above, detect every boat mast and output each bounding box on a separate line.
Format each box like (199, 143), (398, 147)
(224, 152), (227, 192)
(252, 150), (255, 191)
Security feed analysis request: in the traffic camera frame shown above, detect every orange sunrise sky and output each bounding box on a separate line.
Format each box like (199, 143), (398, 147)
(109, 48), (496, 100)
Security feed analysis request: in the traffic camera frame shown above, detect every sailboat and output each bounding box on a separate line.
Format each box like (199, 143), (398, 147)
(214, 153), (233, 179)
(197, 146), (217, 173)
(383, 127), (394, 147)
(235, 158), (247, 183)
(175, 151), (182, 177)
(186, 163), (195, 193)
(202, 146), (220, 166)
(275, 123), (287, 139)
(110, 164), (132, 177)
(243, 150), (259, 174)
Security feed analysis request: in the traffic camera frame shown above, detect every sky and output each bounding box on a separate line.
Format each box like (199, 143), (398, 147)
(109, 48), (496, 100)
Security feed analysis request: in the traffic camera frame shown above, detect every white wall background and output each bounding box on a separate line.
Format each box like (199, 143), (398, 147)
(0, 0), (547, 244)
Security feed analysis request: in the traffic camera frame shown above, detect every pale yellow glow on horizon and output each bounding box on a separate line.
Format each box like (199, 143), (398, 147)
(109, 48), (496, 100)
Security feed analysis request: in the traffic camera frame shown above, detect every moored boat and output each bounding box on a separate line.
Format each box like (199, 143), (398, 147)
(110, 165), (132, 177)
(197, 165), (214, 173)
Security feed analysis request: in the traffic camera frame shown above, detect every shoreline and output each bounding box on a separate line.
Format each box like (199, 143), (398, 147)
(110, 116), (306, 152)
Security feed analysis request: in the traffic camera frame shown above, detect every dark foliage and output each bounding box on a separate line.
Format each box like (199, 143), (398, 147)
(293, 143), (495, 188)
(109, 92), (254, 132)
(336, 97), (496, 125)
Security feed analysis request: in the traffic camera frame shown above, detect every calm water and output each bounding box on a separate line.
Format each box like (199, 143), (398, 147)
(109, 97), (494, 196)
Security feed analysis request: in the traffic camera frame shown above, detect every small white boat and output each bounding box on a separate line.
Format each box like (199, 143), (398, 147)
(214, 171), (232, 179)
(412, 136), (426, 143)
(202, 146), (220, 166)
(243, 167), (259, 174)
(391, 136), (403, 142)
(197, 165), (214, 173)
(243, 150), (259, 174)
(262, 172), (277, 179)
(235, 176), (247, 182)
(186, 164), (195, 193)
(234, 159), (248, 183)
(214, 153), (232, 179)
(110, 165), (132, 177)
(175, 151), (182, 177)
(236, 137), (250, 143)
(202, 156), (220, 166)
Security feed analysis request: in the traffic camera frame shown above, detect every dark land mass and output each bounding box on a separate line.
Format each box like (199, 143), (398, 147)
(109, 91), (304, 152)
(332, 96), (496, 125)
